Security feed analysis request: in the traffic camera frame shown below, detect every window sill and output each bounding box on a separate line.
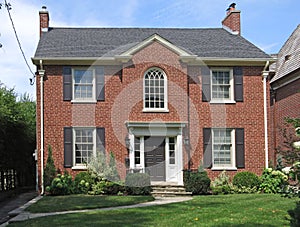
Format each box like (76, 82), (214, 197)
(143, 108), (169, 113)
(210, 100), (236, 104)
(211, 167), (237, 171)
(71, 166), (87, 170)
(71, 100), (97, 104)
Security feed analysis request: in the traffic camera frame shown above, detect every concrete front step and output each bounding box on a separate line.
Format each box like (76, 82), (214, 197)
(152, 191), (192, 197)
(151, 185), (192, 197)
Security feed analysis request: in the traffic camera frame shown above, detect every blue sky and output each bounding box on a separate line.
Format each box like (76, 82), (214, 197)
(0, 0), (299, 98)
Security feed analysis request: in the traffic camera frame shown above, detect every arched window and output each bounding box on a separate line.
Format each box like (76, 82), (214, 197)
(143, 68), (168, 111)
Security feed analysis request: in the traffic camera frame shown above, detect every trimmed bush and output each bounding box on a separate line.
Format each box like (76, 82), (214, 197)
(183, 170), (211, 195)
(125, 173), (151, 195)
(89, 179), (125, 195)
(44, 145), (56, 187)
(74, 171), (96, 194)
(233, 171), (260, 189)
(46, 173), (74, 195)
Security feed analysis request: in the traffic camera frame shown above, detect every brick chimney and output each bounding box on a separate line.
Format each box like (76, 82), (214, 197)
(39, 6), (49, 37)
(222, 3), (241, 35)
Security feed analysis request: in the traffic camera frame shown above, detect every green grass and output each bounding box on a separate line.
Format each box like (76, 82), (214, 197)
(26, 195), (155, 213)
(10, 194), (299, 227)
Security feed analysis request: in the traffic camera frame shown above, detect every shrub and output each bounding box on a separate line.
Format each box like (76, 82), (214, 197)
(43, 145), (56, 187)
(233, 171), (260, 189)
(259, 168), (288, 193)
(230, 185), (259, 194)
(211, 171), (233, 195)
(87, 151), (120, 182)
(289, 201), (300, 227)
(125, 173), (151, 195)
(183, 170), (211, 195)
(46, 173), (74, 195)
(102, 181), (125, 195)
(89, 179), (125, 195)
(74, 171), (96, 194)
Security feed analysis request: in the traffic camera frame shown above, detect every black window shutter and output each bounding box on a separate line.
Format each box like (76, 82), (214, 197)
(96, 67), (105, 101)
(235, 128), (245, 168)
(64, 127), (73, 167)
(63, 67), (72, 101)
(201, 67), (211, 102)
(203, 128), (212, 168)
(96, 128), (105, 154)
(233, 67), (243, 102)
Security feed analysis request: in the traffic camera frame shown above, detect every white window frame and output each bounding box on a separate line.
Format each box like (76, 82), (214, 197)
(211, 128), (236, 170)
(210, 68), (235, 104)
(143, 67), (168, 112)
(72, 127), (96, 169)
(72, 68), (96, 103)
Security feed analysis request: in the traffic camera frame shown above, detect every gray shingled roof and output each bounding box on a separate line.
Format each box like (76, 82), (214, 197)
(271, 24), (300, 83)
(34, 27), (271, 59)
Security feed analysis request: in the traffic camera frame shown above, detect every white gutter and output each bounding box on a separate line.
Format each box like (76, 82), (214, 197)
(262, 61), (270, 168)
(38, 60), (45, 195)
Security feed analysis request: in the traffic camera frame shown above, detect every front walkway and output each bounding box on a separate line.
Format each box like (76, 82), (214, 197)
(2, 196), (192, 226)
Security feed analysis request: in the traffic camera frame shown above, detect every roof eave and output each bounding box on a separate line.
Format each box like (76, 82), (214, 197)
(180, 57), (276, 66)
(31, 57), (122, 66)
(32, 56), (275, 66)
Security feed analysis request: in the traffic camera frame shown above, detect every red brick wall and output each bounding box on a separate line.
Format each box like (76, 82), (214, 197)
(188, 66), (267, 180)
(36, 41), (269, 187)
(270, 77), (300, 164)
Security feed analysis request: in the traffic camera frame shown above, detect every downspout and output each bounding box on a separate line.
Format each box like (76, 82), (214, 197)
(187, 70), (191, 171)
(38, 60), (45, 195)
(263, 61), (270, 168)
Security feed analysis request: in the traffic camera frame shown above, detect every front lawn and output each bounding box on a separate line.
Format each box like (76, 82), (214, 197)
(26, 195), (154, 213)
(11, 194), (299, 226)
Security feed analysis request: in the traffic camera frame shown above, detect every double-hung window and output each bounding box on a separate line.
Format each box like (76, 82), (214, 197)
(203, 128), (244, 170)
(212, 128), (235, 168)
(211, 68), (234, 102)
(64, 127), (105, 169)
(74, 128), (95, 166)
(63, 66), (105, 102)
(73, 69), (95, 101)
(202, 67), (243, 103)
(143, 67), (168, 112)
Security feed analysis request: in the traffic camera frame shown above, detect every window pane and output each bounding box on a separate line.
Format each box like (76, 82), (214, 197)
(169, 137), (176, 164)
(134, 137), (140, 165)
(73, 69), (94, 100)
(212, 70), (231, 99)
(75, 129), (94, 165)
(144, 68), (166, 109)
(213, 129), (232, 165)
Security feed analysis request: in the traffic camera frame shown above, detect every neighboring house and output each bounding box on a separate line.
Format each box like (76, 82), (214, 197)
(270, 24), (300, 163)
(32, 4), (274, 192)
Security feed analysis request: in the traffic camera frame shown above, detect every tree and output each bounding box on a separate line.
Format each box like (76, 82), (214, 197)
(0, 82), (36, 187)
(276, 118), (300, 166)
(44, 145), (56, 187)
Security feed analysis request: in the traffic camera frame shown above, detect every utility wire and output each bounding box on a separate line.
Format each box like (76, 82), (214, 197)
(3, 0), (36, 84)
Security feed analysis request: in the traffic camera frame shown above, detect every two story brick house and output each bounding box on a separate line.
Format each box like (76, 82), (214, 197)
(33, 5), (274, 192)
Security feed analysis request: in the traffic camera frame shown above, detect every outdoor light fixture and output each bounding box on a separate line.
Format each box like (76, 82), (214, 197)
(184, 137), (190, 146)
(125, 135), (130, 149)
